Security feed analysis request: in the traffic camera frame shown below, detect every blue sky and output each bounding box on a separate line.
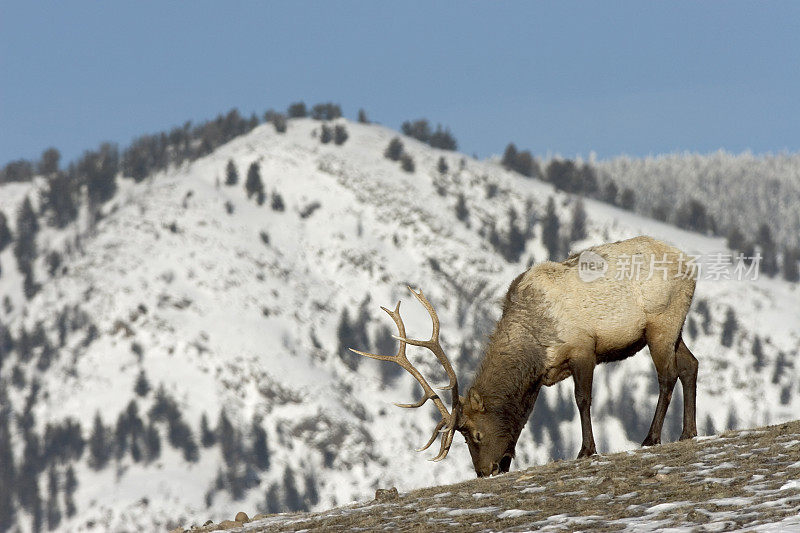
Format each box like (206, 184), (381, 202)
(2, 1), (799, 167)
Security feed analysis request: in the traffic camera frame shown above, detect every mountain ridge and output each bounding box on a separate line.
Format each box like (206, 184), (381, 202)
(0, 117), (797, 532)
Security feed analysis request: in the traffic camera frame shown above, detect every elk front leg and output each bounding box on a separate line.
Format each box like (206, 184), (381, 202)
(569, 356), (596, 458)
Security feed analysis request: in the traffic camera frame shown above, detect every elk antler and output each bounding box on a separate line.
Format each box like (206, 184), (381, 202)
(350, 287), (461, 461)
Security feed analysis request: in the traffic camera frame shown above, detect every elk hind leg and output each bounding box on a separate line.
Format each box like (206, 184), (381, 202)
(676, 337), (698, 440)
(642, 326), (679, 447)
(569, 354), (597, 458)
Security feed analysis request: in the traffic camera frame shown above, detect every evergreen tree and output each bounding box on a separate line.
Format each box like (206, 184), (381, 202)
(287, 102), (307, 118)
(283, 466), (303, 511)
(63, 466), (77, 517)
(134, 369), (151, 397)
(619, 188), (636, 210)
(542, 197), (561, 261)
(685, 315), (698, 340)
(515, 150), (539, 178)
(225, 159), (238, 186)
(782, 246), (799, 282)
(603, 181), (618, 205)
(695, 299), (711, 334)
(336, 308), (360, 371)
(384, 138), (404, 161)
(143, 421), (161, 463)
(725, 405), (738, 430)
(756, 223), (778, 277)
(0, 404), (16, 531)
(501, 143), (518, 171)
(40, 172), (78, 228)
(201, 413), (216, 448)
(271, 192), (285, 212)
(569, 199), (587, 242)
(357, 109), (369, 124)
(437, 156), (448, 175)
(772, 351), (788, 385)
(319, 124), (333, 144)
(88, 412), (111, 470)
(675, 199), (710, 233)
(272, 114), (287, 133)
(455, 194), (469, 224)
(304, 472), (319, 508)
(401, 119), (431, 143)
(46, 466), (62, 530)
(504, 207), (526, 263)
(1, 159), (34, 183)
(0, 211), (11, 252)
(752, 335), (765, 371)
(400, 153), (415, 173)
(84, 143), (119, 205)
(373, 325), (403, 384)
(38, 147), (61, 176)
(704, 414), (716, 436)
(726, 226), (746, 253)
(429, 125), (458, 151)
(250, 416), (270, 470)
(333, 125), (348, 145)
(14, 197), (39, 270)
(245, 162), (264, 201)
(720, 307), (737, 348)
(310, 103), (342, 121)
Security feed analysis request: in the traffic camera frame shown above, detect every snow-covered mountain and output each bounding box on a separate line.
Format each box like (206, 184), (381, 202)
(0, 117), (798, 532)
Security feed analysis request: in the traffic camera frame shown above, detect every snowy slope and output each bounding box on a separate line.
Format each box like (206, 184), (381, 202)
(0, 118), (798, 532)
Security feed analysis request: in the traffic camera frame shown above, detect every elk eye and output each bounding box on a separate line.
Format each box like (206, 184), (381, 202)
(473, 431), (482, 443)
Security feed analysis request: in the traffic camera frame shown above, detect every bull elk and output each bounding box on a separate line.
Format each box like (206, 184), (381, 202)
(351, 236), (699, 477)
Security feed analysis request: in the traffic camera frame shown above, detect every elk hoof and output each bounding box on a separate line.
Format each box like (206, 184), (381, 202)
(576, 446), (596, 459)
(642, 436), (660, 447)
(679, 431), (697, 441)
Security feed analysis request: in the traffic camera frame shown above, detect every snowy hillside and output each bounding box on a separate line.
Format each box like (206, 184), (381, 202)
(0, 117), (798, 532)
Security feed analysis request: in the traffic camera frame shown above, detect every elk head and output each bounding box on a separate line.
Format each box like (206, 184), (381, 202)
(350, 287), (513, 477)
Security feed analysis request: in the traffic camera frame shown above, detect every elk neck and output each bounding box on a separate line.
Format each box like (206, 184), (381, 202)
(469, 283), (558, 434)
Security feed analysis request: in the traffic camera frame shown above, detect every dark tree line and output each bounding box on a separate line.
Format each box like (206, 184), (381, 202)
(401, 119), (458, 151)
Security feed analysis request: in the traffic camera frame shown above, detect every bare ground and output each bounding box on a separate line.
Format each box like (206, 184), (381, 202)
(183, 420), (800, 532)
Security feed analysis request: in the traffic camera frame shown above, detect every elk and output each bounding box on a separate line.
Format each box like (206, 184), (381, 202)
(351, 236), (699, 477)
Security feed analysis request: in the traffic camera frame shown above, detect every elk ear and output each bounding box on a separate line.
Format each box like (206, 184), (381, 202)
(469, 389), (485, 413)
